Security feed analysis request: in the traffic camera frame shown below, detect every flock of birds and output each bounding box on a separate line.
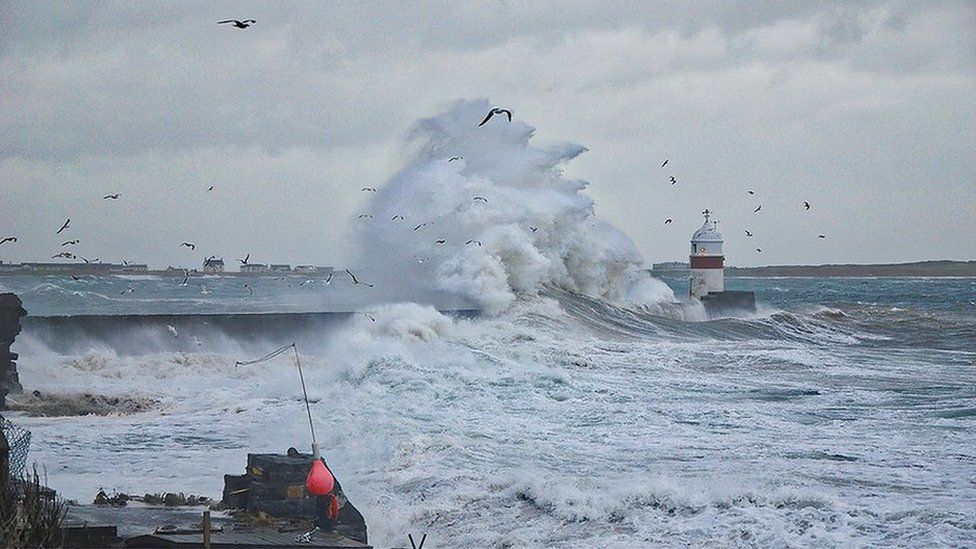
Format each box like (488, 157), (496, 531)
(658, 159), (825, 254)
(0, 12), (831, 298)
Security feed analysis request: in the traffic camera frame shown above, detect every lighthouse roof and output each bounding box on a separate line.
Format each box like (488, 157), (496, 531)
(691, 210), (723, 242)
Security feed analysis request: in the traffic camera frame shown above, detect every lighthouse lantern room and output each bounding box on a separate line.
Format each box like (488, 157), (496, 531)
(689, 209), (725, 300)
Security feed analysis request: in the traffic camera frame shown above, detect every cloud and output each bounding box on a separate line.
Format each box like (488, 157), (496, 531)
(1, 1), (973, 267)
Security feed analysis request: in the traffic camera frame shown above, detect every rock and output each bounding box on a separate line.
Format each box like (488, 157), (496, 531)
(0, 293), (27, 410)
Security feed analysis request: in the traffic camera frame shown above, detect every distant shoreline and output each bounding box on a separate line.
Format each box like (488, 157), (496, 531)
(652, 260), (976, 278)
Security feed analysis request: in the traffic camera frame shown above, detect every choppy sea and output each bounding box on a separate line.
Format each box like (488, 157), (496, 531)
(0, 274), (973, 547)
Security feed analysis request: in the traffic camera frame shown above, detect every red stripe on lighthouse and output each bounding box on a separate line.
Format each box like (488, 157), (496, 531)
(690, 256), (724, 269)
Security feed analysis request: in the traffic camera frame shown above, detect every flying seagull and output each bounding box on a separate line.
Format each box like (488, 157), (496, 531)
(180, 270), (189, 287)
(473, 196), (488, 202)
(325, 273), (333, 284)
(81, 257), (99, 264)
(449, 156), (463, 162)
(103, 193), (121, 200)
(818, 234), (826, 239)
(661, 159), (669, 168)
(530, 226), (538, 232)
(358, 213), (373, 219)
(218, 19), (256, 29)
(413, 222), (428, 231)
(478, 107), (512, 127)
(466, 239), (482, 246)
(52, 252), (75, 259)
(243, 284), (253, 296)
(391, 215), (404, 221)
(435, 239), (446, 245)
(180, 242), (196, 251)
(166, 324), (178, 338)
(238, 254), (250, 265)
(804, 201), (811, 210)
(754, 205), (762, 213)
(363, 313), (376, 322)
(56, 219), (70, 234)
(361, 187), (377, 192)
(1, 237), (18, 245)
(745, 230), (754, 237)
(345, 269), (373, 287)
(664, 219), (672, 224)
(748, 190), (755, 195)
(669, 176), (677, 185)
(120, 286), (134, 295)
(61, 239), (80, 246)
(756, 248), (762, 253)
(208, 186), (215, 193)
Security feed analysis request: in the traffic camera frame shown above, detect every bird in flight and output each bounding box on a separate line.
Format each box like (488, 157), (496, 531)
(345, 269), (373, 287)
(1, 237), (18, 246)
(361, 187), (377, 192)
(325, 273), (333, 285)
(120, 286), (135, 295)
(754, 205), (762, 213)
(180, 242), (196, 251)
(166, 325), (178, 338)
(664, 219), (672, 225)
(358, 213), (373, 219)
(435, 239), (446, 245)
(61, 240), (80, 246)
(449, 156), (463, 162)
(818, 234), (826, 239)
(238, 254), (250, 265)
(208, 186), (215, 193)
(466, 239), (482, 246)
(71, 275), (82, 281)
(748, 190), (755, 195)
(52, 252), (75, 259)
(56, 219), (70, 234)
(180, 270), (189, 287)
(804, 201), (811, 210)
(81, 257), (99, 264)
(745, 230), (754, 237)
(756, 248), (762, 253)
(661, 159), (669, 168)
(243, 284), (253, 296)
(473, 196), (488, 203)
(391, 215), (404, 221)
(669, 176), (677, 185)
(363, 313), (376, 322)
(413, 222), (428, 231)
(478, 107), (513, 127)
(103, 193), (121, 200)
(218, 19), (256, 29)
(529, 226), (538, 232)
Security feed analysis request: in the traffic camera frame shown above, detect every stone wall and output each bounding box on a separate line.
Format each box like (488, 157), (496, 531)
(0, 293), (27, 410)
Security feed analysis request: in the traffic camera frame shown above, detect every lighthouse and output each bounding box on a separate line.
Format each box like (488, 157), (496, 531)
(689, 209), (724, 300)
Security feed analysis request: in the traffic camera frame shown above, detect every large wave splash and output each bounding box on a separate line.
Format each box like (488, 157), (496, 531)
(356, 99), (679, 315)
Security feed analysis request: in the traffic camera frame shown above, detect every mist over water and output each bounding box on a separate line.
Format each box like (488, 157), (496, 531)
(1, 104), (974, 547)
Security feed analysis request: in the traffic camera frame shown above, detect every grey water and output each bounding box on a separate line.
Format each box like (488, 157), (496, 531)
(1, 274), (974, 547)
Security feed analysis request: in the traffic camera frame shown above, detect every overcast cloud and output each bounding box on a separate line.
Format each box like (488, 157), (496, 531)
(1, 1), (974, 269)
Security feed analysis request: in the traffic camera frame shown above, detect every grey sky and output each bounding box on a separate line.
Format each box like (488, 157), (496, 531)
(1, 1), (974, 269)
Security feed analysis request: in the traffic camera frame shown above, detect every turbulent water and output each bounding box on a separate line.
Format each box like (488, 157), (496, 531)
(2, 102), (975, 546)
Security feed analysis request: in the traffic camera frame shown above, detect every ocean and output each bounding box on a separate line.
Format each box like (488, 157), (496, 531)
(1, 274), (974, 547)
(2, 100), (974, 547)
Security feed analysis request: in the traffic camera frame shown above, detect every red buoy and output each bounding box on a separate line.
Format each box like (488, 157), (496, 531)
(306, 459), (335, 496)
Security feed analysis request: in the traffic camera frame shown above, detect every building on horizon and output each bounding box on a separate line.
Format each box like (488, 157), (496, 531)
(240, 263), (269, 274)
(203, 258), (225, 273)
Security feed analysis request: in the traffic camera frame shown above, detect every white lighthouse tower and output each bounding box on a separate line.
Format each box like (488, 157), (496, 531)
(689, 209), (724, 300)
